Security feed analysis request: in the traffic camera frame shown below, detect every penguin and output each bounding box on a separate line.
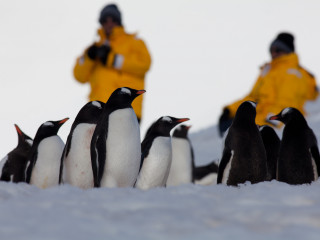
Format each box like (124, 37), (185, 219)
(135, 116), (189, 190)
(60, 101), (104, 189)
(167, 125), (195, 186)
(0, 124), (33, 182)
(217, 101), (267, 186)
(259, 125), (280, 181)
(193, 160), (219, 185)
(25, 118), (69, 189)
(269, 107), (320, 184)
(91, 87), (145, 188)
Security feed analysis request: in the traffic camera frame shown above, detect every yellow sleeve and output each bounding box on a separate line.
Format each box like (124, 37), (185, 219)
(107, 38), (151, 77)
(73, 51), (97, 84)
(225, 76), (263, 117)
(301, 68), (319, 100)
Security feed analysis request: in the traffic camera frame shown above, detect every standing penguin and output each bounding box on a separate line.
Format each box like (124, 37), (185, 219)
(167, 125), (195, 186)
(91, 87), (145, 188)
(0, 124), (33, 182)
(259, 125), (280, 181)
(269, 107), (320, 184)
(60, 101), (104, 188)
(217, 101), (267, 186)
(25, 118), (69, 189)
(135, 116), (189, 190)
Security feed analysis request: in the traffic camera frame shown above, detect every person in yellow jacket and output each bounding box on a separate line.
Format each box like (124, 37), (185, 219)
(218, 32), (318, 137)
(74, 4), (151, 122)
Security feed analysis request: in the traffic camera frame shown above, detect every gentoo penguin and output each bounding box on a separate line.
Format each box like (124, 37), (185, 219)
(217, 101), (267, 186)
(60, 101), (104, 188)
(25, 118), (69, 189)
(269, 107), (320, 184)
(0, 124), (33, 182)
(193, 160), (219, 185)
(135, 116), (189, 190)
(91, 87), (145, 188)
(259, 125), (280, 181)
(167, 125), (195, 186)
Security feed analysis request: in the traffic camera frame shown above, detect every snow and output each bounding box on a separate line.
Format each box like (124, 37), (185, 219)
(0, 98), (319, 239)
(1, 0), (320, 239)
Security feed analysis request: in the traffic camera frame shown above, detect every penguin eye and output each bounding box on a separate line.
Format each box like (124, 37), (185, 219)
(92, 101), (102, 109)
(43, 122), (54, 127)
(248, 101), (257, 108)
(120, 88), (131, 95)
(162, 116), (172, 123)
(282, 108), (291, 116)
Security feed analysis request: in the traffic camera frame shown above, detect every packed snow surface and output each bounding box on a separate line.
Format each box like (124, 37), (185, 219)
(0, 97), (320, 239)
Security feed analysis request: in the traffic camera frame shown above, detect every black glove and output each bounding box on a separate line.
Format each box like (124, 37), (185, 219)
(96, 45), (111, 65)
(87, 44), (111, 65)
(218, 108), (233, 137)
(87, 45), (99, 60)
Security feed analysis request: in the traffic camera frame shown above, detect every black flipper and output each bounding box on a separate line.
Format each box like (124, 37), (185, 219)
(217, 148), (232, 184)
(25, 151), (38, 183)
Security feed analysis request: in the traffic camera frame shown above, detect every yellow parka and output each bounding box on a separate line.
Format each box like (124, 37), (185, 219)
(74, 26), (152, 120)
(226, 53), (318, 126)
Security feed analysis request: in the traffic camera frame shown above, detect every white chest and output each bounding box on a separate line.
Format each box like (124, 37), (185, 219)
(167, 138), (193, 186)
(64, 123), (96, 189)
(30, 136), (64, 189)
(221, 150), (234, 185)
(100, 109), (141, 187)
(310, 149), (319, 181)
(136, 137), (172, 190)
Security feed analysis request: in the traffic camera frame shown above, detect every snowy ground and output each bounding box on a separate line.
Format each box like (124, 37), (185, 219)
(1, 1), (320, 239)
(0, 97), (320, 240)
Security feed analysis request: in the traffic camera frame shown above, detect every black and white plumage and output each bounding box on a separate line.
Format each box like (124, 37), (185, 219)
(60, 101), (104, 188)
(167, 125), (195, 186)
(269, 107), (320, 184)
(0, 124), (33, 183)
(135, 116), (189, 190)
(91, 87), (145, 188)
(217, 101), (267, 186)
(25, 118), (69, 189)
(193, 160), (219, 185)
(259, 125), (280, 181)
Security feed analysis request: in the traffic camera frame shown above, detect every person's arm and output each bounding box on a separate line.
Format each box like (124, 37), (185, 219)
(73, 46), (98, 84)
(300, 67), (319, 101)
(106, 38), (151, 77)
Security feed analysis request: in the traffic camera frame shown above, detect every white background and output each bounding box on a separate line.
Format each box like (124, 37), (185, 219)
(0, 0), (319, 158)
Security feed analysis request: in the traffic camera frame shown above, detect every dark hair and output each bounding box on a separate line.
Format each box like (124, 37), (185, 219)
(99, 4), (122, 25)
(269, 32), (295, 54)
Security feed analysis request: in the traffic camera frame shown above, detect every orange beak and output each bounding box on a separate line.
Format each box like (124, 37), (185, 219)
(14, 124), (22, 136)
(136, 90), (146, 95)
(59, 118), (69, 124)
(177, 118), (190, 123)
(269, 115), (278, 120)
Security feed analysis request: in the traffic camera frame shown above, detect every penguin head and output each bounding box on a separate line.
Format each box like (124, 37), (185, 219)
(14, 124), (33, 148)
(234, 101), (257, 122)
(108, 87), (146, 106)
(150, 116), (190, 137)
(172, 124), (191, 139)
(34, 118), (69, 141)
(269, 107), (305, 124)
(75, 101), (105, 124)
(259, 125), (280, 140)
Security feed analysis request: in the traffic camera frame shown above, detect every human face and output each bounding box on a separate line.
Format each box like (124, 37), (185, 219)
(270, 47), (286, 60)
(102, 17), (118, 36)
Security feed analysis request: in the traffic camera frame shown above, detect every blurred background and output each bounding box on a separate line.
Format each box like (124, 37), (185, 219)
(0, 0), (319, 158)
